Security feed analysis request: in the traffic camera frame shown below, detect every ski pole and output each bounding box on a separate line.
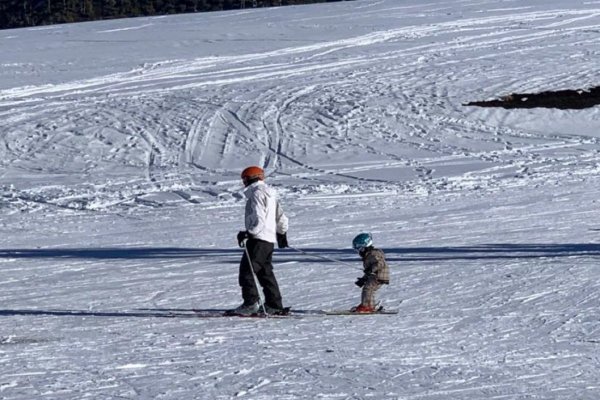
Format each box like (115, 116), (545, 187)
(242, 239), (267, 315)
(288, 246), (362, 270)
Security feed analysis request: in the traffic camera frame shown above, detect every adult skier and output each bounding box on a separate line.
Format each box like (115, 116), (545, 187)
(351, 233), (390, 313)
(232, 166), (289, 315)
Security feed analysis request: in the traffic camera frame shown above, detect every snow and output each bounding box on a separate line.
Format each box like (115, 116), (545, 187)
(1, 0), (600, 398)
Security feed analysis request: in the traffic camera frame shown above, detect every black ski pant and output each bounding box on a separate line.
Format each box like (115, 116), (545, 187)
(239, 238), (283, 309)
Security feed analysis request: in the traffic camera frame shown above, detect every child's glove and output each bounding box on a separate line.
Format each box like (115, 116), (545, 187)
(355, 276), (367, 287)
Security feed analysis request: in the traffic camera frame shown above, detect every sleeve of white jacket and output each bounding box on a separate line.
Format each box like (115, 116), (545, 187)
(276, 201), (288, 234)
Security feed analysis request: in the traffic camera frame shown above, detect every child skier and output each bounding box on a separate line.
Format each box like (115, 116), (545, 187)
(351, 233), (390, 313)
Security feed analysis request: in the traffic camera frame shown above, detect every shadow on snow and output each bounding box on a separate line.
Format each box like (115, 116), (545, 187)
(0, 308), (318, 319)
(0, 244), (598, 263)
(0, 309), (189, 319)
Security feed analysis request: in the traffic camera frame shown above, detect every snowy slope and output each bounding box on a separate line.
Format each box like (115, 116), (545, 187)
(1, 0), (600, 398)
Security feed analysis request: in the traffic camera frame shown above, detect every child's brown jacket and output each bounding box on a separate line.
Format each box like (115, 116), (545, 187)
(362, 248), (390, 284)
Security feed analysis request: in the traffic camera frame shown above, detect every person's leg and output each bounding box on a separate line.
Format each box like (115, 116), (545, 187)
(252, 241), (283, 309)
(238, 242), (260, 305)
(361, 277), (382, 309)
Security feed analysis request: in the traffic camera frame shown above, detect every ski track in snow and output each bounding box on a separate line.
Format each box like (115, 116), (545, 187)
(1, 0), (600, 398)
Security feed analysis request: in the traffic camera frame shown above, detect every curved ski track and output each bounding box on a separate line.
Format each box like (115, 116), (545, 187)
(2, 2), (600, 399)
(0, 3), (599, 212)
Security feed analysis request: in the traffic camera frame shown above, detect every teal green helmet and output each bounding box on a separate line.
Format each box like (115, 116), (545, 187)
(352, 233), (373, 251)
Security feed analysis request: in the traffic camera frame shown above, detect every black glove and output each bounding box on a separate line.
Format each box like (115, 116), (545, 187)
(276, 232), (288, 248)
(237, 231), (250, 248)
(355, 276), (367, 287)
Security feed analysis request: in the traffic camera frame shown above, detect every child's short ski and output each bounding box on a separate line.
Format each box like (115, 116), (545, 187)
(323, 308), (398, 315)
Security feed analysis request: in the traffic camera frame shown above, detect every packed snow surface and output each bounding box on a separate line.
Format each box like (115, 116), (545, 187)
(1, 0), (600, 398)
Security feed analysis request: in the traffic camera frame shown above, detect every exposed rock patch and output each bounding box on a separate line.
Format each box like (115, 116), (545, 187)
(465, 87), (600, 109)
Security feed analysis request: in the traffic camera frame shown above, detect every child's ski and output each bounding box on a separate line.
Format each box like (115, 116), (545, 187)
(322, 309), (398, 315)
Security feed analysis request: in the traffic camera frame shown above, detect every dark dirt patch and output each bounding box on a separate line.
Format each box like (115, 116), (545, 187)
(465, 86), (600, 109)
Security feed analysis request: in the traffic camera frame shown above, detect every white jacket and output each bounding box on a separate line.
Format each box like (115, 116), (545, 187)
(244, 181), (288, 244)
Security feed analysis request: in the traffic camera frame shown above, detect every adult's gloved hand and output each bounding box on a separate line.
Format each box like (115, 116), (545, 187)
(237, 231), (250, 248)
(355, 276), (367, 287)
(276, 232), (288, 248)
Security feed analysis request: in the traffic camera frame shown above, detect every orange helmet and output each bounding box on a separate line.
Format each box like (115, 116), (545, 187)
(241, 166), (265, 186)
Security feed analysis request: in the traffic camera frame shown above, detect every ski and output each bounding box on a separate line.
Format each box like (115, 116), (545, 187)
(136, 308), (297, 318)
(222, 307), (293, 318)
(322, 309), (398, 315)
(322, 304), (399, 315)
